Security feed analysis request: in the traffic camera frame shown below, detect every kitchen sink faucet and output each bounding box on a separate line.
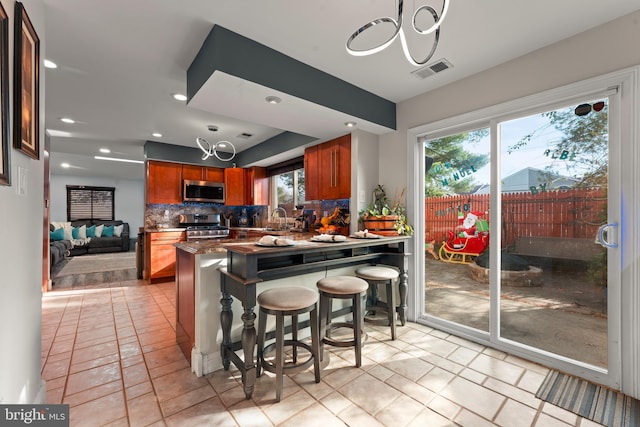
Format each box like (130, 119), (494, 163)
(272, 207), (288, 230)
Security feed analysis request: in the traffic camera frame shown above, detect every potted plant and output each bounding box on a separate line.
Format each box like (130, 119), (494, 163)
(359, 185), (414, 236)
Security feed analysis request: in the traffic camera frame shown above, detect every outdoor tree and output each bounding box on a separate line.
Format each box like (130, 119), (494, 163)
(509, 100), (608, 188)
(424, 129), (489, 196)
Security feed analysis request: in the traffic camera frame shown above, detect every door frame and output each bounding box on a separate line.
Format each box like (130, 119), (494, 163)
(405, 66), (640, 396)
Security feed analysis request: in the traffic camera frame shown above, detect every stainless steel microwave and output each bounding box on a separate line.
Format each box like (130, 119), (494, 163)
(183, 180), (225, 203)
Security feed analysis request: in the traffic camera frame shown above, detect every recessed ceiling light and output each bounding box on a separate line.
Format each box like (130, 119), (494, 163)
(152, 132), (163, 138)
(172, 93), (187, 101)
(99, 148), (110, 153)
(60, 117), (75, 124)
(94, 156), (144, 164)
(61, 163), (70, 168)
(44, 59), (58, 69)
(265, 96), (281, 104)
(345, 121), (357, 128)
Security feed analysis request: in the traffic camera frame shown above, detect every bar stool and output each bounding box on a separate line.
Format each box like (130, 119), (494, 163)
(356, 265), (400, 340)
(317, 276), (369, 367)
(256, 286), (321, 402)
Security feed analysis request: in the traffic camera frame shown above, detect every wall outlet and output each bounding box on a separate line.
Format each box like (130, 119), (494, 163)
(359, 189), (366, 203)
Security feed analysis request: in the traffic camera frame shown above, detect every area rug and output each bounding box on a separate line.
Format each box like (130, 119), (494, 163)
(536, 370), (640, 426)
(56, 251), (136, 277)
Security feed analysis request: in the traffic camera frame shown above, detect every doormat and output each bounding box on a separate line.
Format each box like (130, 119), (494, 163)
(536, 370), (640, 426)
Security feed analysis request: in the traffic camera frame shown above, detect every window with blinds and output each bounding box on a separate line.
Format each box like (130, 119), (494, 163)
(66, 186), (115, 221)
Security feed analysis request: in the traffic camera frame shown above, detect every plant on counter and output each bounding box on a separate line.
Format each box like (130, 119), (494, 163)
(359, 185), (414, 236)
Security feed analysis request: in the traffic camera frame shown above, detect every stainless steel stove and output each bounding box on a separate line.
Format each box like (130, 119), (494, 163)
(179, 213), (230, 240)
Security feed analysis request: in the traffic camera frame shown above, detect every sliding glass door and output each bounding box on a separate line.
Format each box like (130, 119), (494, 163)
(419, 86), (622, 388)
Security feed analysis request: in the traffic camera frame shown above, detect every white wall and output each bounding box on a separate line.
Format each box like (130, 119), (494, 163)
(50, 174), (144, 234)
(0, 0), (46, 404)
(350, 129), (379, 231)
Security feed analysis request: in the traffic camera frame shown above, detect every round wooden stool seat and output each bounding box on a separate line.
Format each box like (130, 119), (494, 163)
(355, 266), (399, 281)
(317, 276), (368, 295)
(257, 286), (318, 311)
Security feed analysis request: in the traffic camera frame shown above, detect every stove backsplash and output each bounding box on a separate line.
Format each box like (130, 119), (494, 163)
(146, 204), (268, 229)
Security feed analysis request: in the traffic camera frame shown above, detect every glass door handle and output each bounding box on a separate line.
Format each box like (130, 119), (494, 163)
(595, 223), (618, 248)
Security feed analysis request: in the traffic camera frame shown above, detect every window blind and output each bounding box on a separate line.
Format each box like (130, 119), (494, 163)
(66, 186), (115, 221)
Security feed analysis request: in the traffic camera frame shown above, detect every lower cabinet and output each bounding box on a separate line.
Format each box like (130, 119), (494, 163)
(176, 249), (195, 362)
(146, 231), (185, 283)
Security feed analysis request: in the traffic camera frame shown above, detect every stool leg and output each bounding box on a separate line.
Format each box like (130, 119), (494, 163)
(310, 304), (321, 383)
(325, 296), (333, 339)
(292, 314), (298, 363)
(275, 313), (284, 402)
(386, 281), (397, 340)
(256, 309), (267, 377)
(353, 293), (363, 368)
(318, 293), (327, 361)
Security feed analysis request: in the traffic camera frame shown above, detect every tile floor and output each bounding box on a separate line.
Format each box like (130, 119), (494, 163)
(41, 278), (604, 426)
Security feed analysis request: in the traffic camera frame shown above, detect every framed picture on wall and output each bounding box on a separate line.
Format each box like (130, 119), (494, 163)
(13, 1), (39, 161)
(0, 1), (9, 185)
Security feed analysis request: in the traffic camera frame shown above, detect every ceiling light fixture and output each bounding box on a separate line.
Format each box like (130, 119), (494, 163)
(94, 156), (144, 164)
(152, 132), (163, 138)
(99, 148), (111, 153)
(172, 93), (187, 101)
(345, 121), (357, 128)
(61, 163), (70, 168)
(44, 59), (58, 69)
(196, 125), (236, 162)
(265, 96), (281, 104)
(60, 117), (75, 124)
(346, 0), (448, 67)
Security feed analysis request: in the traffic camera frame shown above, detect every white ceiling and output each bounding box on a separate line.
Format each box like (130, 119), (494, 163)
(43, 0), (640, 180)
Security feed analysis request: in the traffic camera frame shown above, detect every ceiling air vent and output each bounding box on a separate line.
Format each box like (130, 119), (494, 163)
(237, 132), (253, 139)
(411, 59), (453, 79)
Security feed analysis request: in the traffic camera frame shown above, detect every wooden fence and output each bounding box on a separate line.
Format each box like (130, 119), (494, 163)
(424, 188), (607, 248)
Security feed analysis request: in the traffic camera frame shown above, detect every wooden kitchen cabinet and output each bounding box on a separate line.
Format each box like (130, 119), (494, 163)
(246, 166), (268, 205)
(182, 164), (224, 182)
(147, 160), (183, 204)
(147, 231), (185, 283)
(304, 144), (320, 201)
(305, 134), (351, 200)
(224, 167), (246, 206)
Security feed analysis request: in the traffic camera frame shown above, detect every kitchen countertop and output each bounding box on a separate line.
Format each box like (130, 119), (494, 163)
(175, 232), (316, 255)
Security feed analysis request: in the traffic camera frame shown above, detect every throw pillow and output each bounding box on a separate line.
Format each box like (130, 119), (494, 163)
(63, 224), (73, 240)
(50, 227), (65, 241)
(86, 225), (96, 238)
(95, 224), (104, 238)
(72, 227), (79, 239)
(102, 225), (114, 237)
(114, 224), (124, 237)
(78, 224), (87, 239)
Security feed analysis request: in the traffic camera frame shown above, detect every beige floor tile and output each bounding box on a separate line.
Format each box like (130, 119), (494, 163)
(125, 380), (154, 400)
(122, 361), (150, 388)
(337, 372), (403, 415)
(65, 361), (122, 395)
(454, 409), (495, 427)
(416, 366), (456, 393)
(428, 395), (461, 420)
(407, 406), (457, 427)
(68, 391), (127, 427)
(484, 377), (541, 409)
(280, 402), (348, 427)
(534, 412), (574, 427)
(375, 394), (425, 427)
(164, 396), (237, 427)
(494, 398), (537, 427)
(541, 401), (579, 425)
(228, 399), (273, 427)
(127, 391), (164, 426)
(261, 389), (316, 425)
(468, 353), (525, 385)
(159, 384), (217, 418)
(385, 373), (437, 406)
(337, 403), (386, 427)
(380, 352), (434, 382)
(320, 390), (352, 415)
(440, 377), (505, 420)
(151, 367), (212, 402)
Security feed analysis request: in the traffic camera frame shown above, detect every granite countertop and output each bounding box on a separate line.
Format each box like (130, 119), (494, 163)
(145, 227), (185, 232)
(175, 232), (316, 255)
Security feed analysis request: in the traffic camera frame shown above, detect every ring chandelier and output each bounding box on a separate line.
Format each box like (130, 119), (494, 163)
(196, 125), (236, 162)
(346, 0), (449, 66)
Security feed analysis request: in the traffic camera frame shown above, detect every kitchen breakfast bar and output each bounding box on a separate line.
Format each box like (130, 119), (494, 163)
(176, 236), (409, 399)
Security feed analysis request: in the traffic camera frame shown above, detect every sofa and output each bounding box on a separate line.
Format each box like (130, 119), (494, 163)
(50, 220), (130, 275)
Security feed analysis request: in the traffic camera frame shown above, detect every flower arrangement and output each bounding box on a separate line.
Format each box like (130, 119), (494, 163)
(359, 185), (414, 236)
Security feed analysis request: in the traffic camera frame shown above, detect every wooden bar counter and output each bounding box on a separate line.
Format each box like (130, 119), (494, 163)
(219, 235), (410, 399)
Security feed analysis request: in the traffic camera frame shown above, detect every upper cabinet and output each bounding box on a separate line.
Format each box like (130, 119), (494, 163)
(147, 160), (182, 204)
(305, 134), (351, 200)
(182, 164), (224, 182)
(246, 166), (269, 206)
(224, 167), (246, 206)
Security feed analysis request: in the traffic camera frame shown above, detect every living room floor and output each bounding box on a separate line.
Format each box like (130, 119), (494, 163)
(41, 277), (601, 426)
